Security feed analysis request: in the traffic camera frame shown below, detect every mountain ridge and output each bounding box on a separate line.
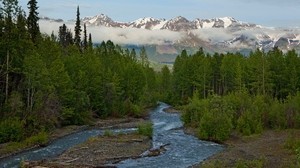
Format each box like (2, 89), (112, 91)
(79, 14), (261, 30)
(40, 14), (300, 57)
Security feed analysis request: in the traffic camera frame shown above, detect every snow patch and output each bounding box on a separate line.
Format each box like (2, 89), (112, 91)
(153, 20), (167, 30)
(219, 17), (233, 28)
(202, 21), (215, 29)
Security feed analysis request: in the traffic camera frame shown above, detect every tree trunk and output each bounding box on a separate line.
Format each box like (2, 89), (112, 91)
(5, 50), (9, 103)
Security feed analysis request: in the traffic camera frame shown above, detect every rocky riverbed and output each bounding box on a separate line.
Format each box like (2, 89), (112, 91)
(25, 133), (152, 167)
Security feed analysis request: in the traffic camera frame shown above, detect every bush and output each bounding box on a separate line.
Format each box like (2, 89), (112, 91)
(268, 100), (286, 129)
(197, 95), (233, 142)
(285, 93), (300, 128)
(138, 122), (153, 138)
(0, 117), (24, 143)
(122, 99), (143, 118)
(237, 110), (263, 136)
(25, 130), (49, 146)
(198, 109), (232, 142)
(104, 130), (113, 137)
(182, 91), (209, 127)
(296, 147), (300, 164)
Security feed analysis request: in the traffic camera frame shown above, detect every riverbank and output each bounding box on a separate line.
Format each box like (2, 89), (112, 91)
(163, 106), (300, 168)
(189, 129), (300, 168)
(0, 117), (148, 161)
(25, 133), (151, 167)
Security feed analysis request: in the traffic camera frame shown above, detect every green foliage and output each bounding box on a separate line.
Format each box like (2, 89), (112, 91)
(104, 130), (113, 137)
(1, 130), (48, 155)
(284, 93), (300, 128)
(183, 93), (233, 142)
(138, 122), (153, 139)
(268, 100), (286, 129)
(285, 132), (300, 151)
(234, 158), (265, 168)
(237, 110), (262, 136)
(0, 117), (24, 143)
(24, 130), (48, 146)
(197, 95), (233, 142)
(296, 147), (300, 164)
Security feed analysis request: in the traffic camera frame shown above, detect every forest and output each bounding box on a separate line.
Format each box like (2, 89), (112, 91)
(168, 48), (300, 142)
(0, 0), (160, 144)
(0, 0), (300, 158)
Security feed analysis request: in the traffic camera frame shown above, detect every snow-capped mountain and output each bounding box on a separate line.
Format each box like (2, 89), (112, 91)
(82, 14), (128, 28)
(40, 14), (300, 56)
(78, 14), (259, 31)
(129, 17), (166, 30)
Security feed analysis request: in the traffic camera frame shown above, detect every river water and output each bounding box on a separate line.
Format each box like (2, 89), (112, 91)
(116, 103), (223, 168)
(0, 103), (223, 168)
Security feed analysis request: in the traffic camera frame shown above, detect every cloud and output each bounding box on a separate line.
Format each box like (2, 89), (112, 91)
(39, 20), (183, 45)
(191, 28), (234, 43)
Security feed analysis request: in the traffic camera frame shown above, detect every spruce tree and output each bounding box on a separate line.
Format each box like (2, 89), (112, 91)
(139, 46), (149, 67)
(83, 23), (88, 50)
(88, 33), (93, 49)
(27, 0), (40, 43)
(74, 6), (81, 49)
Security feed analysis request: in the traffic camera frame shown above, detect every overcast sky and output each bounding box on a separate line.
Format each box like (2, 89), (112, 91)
(18, 0), (300, 27)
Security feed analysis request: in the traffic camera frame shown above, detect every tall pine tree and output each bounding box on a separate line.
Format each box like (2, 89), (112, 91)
(83, 23), (87, 50)
(88, 33), (93, 49)
(74, 6), (81, 49)
(27, 0), (40, 43)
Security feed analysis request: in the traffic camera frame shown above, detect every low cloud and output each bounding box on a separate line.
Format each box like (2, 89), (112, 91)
(39, 20), (183, 45)
(191, 28), (234, 43)
(39, 20), (300, 47)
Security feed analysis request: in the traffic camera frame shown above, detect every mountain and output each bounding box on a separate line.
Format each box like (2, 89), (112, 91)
(79, 14), (260, 31)
(40, 14), (300, 62)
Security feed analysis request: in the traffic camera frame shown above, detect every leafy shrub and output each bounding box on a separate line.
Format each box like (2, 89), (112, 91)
(237, 110), (263, 136)
(182, 91), (209, 127)
(104, 130), (113, 137)
(123, 99), (143, 117)
(0, 117), (24, 143)
(198, 108), (233, 142)
(25, 130), (49, 146)
(197, 95), (233, 142)
(285, 93), (300, 128)
(268, 100), (286, 129)
(296, 147), (300, 164)
(138, 122), (153, 138)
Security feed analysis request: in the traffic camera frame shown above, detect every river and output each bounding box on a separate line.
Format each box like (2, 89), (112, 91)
(0, 103), (223, 168)
(116, 103), (223, 167)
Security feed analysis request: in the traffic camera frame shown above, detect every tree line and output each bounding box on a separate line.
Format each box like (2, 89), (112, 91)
(163, 48), (300, 142)
(0, 0), (158, 143)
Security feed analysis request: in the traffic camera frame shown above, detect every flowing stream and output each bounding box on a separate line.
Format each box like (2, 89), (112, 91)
(115, 103), (223, 168)
(0, 103), (223, 168)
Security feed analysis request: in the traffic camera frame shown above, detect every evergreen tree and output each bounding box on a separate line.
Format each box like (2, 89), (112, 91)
(59, 24), (73, 49)
(27, 0), (40, 43)
(130, 48), (137, 61)
(140, 46), (149, 67)
(88, 33), (93, 49)
(59, 24), (67, 48)
(83, 23), (87, 50)
(74, 6), (81, 49)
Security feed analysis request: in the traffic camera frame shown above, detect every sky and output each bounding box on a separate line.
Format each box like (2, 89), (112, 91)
(18, 0), (300, 28)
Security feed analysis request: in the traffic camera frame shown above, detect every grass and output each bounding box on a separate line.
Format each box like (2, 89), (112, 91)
(104, 129), (113, 137)
(137, 122), (153, 139)
(201, 159), (265, 168)
(0, 131), (49, 156)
